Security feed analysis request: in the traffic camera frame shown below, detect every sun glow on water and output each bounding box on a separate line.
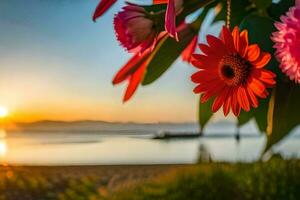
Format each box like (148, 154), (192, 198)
(0, 106), (8, 118)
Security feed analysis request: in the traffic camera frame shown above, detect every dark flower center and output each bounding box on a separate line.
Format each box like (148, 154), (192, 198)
(219, 54), (252, 86)
(222, 65), (235, 79)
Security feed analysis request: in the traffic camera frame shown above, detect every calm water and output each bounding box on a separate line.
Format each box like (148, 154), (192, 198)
(0, 123), (299, 165)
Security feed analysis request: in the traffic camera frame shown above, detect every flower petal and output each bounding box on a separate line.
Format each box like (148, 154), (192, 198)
(246, 86), (258, 108)
(247, 77), (267, 98)
(113, 51), (150, 84)
(223, 90), (232, 116)
(220, 26), (235, 53)
(212, 91), (226, 112)
(165, 0), (178, 41)
(237, 86), (250, 112)
(123, 60), (148, 102)
(231, 88), (241, 116)
(247, 44), (260, 62)
(206, 35), (227, 55)
(191, 54), (219, 70)
(191, 70), (218, 83)
(232, 26), (240, 52)
(93, 0), (117, 21)
(252, 69), (276, 86)
(239, 30), (248, 57)
(252, 52), (271, 68)
(182, 36), (198, 63)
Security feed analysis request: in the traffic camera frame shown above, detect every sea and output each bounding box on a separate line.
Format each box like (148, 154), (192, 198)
(0, 120), (299, 166)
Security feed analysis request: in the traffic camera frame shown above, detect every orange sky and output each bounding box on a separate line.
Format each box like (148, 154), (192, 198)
(0, 0), (221, 123)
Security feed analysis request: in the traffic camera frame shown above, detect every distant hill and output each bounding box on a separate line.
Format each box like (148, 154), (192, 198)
(7, 120), (199, 134)
(4, 119), (272, 136)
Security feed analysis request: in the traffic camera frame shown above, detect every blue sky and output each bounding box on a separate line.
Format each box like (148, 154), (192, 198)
(0, 0), (222, 122)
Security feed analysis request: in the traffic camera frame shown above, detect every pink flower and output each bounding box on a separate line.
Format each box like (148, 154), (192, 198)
(271, 3), (300, 83)
(93, 0), (117, 21)
(114, 5), (159, 53)
(113, 22), (198, 102)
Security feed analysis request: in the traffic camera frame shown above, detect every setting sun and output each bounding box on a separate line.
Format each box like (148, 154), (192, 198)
(0, 106), (8, 118)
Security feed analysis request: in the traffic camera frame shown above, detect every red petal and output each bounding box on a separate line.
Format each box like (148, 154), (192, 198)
(247, 77), (267, 98)
(93, 0), (117, 21)
(200, 92), (211, 103)
(237, 86), (250, 112)
(191, 54), (219, 70)
(232, 26), (240, 52)
(191, 70), (218, 83)
(223, 90), (232, 116)
(198, 44), (211, 56)
(239, 30), (248, 57)
(200, 82), (224, 103)
(252, 52), (271, 68)
(252, 69), (276, 86)
(247, 44), (260, 62)
(212, 93), (226, 112)
(153, 0), (168, 4)
(206, 35), (227, 55)
(246, 86), (258, 108)
(123, 60), (148, 102)
(182, 36), (198, 63)
(231, 88), (241, 116)
(113, 51), (150, 84)
(220, 26), (235, 53)
(193, 84), (207, 93)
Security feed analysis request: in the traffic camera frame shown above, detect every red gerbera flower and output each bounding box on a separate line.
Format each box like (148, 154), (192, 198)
(191, 26), (276, 116)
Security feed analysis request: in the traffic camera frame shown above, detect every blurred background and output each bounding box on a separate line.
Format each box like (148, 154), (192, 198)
(0, 0), (299, 199)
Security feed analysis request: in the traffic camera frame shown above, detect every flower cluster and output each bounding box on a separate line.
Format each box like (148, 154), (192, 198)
(271, 2), (300, 83)
(93, 0), (197, 102)
(92, 0), (299, 121)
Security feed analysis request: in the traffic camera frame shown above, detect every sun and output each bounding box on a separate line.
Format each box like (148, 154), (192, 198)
(0, 106), (8, 118)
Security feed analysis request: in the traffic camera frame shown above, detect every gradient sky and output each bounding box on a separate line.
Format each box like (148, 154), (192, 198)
(0, 0), (223, 123)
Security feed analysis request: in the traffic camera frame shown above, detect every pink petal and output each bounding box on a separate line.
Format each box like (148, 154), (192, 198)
(165, 0), (178, 41)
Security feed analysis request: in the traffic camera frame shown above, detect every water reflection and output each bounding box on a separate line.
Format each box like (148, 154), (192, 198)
(0, 140), (6, 157)
(0, 130), (298, 165)
(0, 129), (7, 160)
(196, 143), (212, 163)
(0, 129), (6, 138)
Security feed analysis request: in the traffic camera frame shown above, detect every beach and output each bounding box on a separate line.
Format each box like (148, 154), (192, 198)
(0, 164), (184, 199)
(1, 159), (300, 199)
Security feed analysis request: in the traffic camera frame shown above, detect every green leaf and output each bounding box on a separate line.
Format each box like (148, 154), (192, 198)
(142, 8), (209, 85)
(238, 111), (253, 127)
(252, 0), (272, 10)
(234, 12), (291, 80)
(237, 15), (277, 131)
(237, 98), (269, 133)
(141, 4), (167, 13)
(213, 0), (254, 27)
(267, 0), (294, 21)
(253, 98), (269, 132)
(240, 15), (275, 53)
(199, 96), (214, 130)
(264, 80), (300, 152)
(142, 33), (195, 85)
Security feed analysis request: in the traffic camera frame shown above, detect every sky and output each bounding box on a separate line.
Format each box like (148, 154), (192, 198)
(0, 0), (222, 123)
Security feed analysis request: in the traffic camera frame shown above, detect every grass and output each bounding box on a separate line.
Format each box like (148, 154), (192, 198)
(111, 159), (300, 200)
(0, 159), (299, 200)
